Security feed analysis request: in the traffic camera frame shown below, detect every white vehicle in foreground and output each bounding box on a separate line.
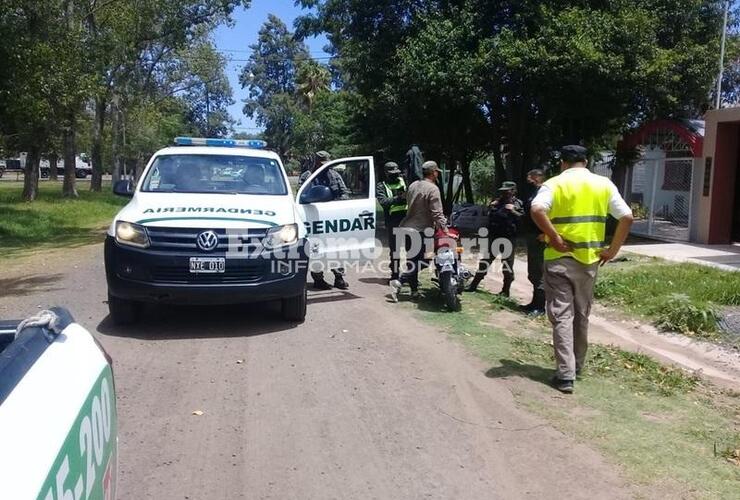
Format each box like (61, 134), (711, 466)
(105, 137), (377, 324)
(0, 308), (117, 500)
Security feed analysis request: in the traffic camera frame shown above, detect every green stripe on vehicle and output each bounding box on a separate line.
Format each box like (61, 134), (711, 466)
(136, 216), (278, 226)
(37, 367), (117, 500)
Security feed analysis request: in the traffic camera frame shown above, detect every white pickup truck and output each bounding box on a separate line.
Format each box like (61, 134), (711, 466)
(0, 308), (117, 500)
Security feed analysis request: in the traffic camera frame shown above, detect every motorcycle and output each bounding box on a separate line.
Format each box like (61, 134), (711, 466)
(432, 227), (471, 311)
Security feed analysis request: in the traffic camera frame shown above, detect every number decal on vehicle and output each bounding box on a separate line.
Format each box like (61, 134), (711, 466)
(37, 368), (117, 500)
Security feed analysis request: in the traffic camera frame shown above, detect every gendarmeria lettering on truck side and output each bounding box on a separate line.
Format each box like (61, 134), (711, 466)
(142, 207), (277, 216)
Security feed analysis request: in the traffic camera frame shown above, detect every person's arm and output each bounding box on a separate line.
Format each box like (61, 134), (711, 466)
(599, 184), (634, 265)
(428, 186), (449, 233)
(376, 182), (393, 209)
(530, 206), (572, 253)
(530, 185), (571, 253)
(329, 170), (349, 200)
(599, 215), (633, 265)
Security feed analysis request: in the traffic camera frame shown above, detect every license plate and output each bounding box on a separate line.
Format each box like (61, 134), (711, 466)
(189, 257), (225, 274)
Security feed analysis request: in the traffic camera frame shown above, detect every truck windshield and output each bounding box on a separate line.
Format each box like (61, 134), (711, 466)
(141, 154), (288, 195)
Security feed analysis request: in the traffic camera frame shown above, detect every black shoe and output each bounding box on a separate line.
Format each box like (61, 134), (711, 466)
(334, 277), (349, 290)
(313, 279), (332, 290)
(550, 376), (574, 394)
(520, 302), (535, 312)
(527, 308), (545, 317)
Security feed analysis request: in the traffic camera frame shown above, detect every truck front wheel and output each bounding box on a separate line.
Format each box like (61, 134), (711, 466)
(281, 288), (307, 323)
(108, 293), (140, 325)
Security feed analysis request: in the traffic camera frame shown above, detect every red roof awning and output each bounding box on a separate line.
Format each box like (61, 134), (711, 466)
(618, 119), (703, 157)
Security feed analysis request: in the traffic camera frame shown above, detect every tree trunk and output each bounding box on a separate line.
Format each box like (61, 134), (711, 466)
(111, 102), (122, 184)
(62, 116), (78, 198)
(492, 140), (506, 192)
(22, 145), (40, 201)
(134, 157), (144, 181)
(49, 152), (59, 181)
(90, 96), (105, 192)
(443, 158), (457, 215)
(461, 154), (474, 203)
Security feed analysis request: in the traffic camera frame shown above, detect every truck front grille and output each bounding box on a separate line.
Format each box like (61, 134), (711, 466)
(146, 227), (267, 253)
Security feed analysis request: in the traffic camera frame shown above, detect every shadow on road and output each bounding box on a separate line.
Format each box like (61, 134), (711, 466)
(0, 274), (64, 298)
(357, 277), (390, 286)
(306, 290), (362, 305)
(485, 359), (553, 388)
(97, 301), (297, 340)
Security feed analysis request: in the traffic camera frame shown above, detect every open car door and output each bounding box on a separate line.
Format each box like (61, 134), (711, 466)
(296, 156), (377, 265)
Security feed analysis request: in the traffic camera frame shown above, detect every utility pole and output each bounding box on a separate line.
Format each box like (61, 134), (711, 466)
(716, 0), (730, 109)
(205, 82), (211, 137)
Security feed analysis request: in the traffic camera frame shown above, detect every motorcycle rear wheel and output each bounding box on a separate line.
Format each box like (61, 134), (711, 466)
(439, 270), (461, 312)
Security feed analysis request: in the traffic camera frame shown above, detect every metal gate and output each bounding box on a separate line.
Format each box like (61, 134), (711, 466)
(627, 156), (693, 241)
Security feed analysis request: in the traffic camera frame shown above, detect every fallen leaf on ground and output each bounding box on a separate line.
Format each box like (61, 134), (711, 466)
(192, 410), (204, 416)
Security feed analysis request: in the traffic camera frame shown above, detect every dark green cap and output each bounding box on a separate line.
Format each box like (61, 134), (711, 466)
(384, 162), (401, 175)
(315, 150), (331, 162)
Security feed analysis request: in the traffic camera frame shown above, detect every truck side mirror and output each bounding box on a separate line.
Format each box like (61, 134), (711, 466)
(113, 179), (134, 198)
(300, 185), (333, 204)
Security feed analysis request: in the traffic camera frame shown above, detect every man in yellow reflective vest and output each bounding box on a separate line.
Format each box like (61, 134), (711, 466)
(530, 145), (633, 394)
(376, 161), (408, 281)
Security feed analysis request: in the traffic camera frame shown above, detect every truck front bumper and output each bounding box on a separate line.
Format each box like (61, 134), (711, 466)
(104, 236), (309, 305)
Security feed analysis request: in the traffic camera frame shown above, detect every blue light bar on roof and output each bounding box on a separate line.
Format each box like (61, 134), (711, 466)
(174, 137), (268, 149)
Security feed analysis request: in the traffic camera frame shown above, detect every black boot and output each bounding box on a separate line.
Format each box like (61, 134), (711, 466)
(466, 275), (484, 292)
(312, 272), (332, 290)
(528, 289), (545, 316)
(334, 275), (349, 290)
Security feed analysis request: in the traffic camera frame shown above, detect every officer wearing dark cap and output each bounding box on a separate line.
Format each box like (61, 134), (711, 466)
(376, 161), (408, 281)
(467, 181), (523, 295)
(531, 145), (633, 394)
(298, 150), (350, 290)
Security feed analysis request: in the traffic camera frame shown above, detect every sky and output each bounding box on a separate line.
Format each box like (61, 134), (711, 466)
(213, 0), (329, 134)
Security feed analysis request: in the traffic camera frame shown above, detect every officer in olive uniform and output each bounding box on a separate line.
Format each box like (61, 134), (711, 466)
(298, 150), (349, 290)
(467, 181), (523, 295)
(522, 169), (547, 315)
(376, 162), (407, 281)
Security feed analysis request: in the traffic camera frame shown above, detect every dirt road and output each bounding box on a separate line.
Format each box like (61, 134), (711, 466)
(1, 244), (637, 500)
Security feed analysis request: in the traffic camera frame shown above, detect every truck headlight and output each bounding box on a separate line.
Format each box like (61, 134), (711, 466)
(115, 221), (150, 248)
(264, 223), (298, 249)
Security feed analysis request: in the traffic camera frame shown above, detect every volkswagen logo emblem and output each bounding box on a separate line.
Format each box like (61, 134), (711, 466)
(196, 230), (219, 252)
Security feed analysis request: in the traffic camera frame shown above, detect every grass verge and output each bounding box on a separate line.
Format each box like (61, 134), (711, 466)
(398, 277), (740, 498)
(0, 182), (126, 257)
(594, 255), (740, 343)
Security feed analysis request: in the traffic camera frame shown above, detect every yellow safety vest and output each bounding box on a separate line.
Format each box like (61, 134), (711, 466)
(544, 169), (613, 265)
(384, 178), (407, 214)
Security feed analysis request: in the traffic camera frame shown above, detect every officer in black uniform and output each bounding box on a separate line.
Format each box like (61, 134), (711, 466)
(376, 162), (407, 282)
(466, 181), (523, 295)
(522, 169), (547, 315)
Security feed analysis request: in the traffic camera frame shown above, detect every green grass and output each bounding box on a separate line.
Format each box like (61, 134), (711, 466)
(595, 256), (740, 340)
(0, 182), (127, 256)
(400, 278), (740, 498)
